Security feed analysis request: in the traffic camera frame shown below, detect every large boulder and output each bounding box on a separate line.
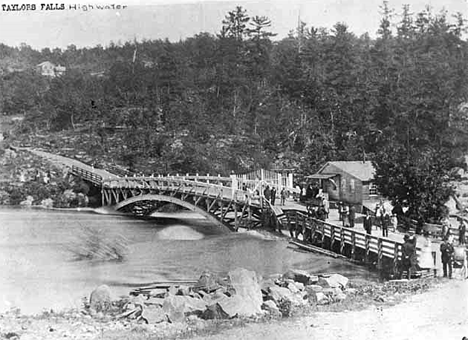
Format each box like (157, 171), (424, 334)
(89, 285), (112, 312)
(162, 295), (185, 323)
(324, 274), (349, 289)
(268, 286), (294, 304)
(141, 306), (166, 324)
(217, 295), (254, 318)
(316, 292), (329, 305)
(194, 271), (221, 293)
(305, 285), (323, 293)
(226, 268), (263, 316)
(286, 280), (304, 294)
(260, 279), (277, 294)
(162, 295), (207, 322)
(201, 303), (229, 320)
(283, 269), (313, 285)
(262, 300), (281, 318)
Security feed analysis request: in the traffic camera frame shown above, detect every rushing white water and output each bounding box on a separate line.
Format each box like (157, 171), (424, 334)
(0, 207), (377, 314)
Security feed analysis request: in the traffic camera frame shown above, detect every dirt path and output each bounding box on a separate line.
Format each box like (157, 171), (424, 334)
(191, 280), (468, 340)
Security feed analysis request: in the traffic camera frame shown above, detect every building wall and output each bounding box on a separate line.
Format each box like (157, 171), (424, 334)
(362, 182), (370, 201)
(324, 175), (340, 201)
(319, 163), (363, 205)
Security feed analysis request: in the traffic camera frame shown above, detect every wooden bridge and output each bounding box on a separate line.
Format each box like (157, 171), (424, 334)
(276, 210), (436, 278)
(71, 165), (284, 232)
(70, 163), (434, 278)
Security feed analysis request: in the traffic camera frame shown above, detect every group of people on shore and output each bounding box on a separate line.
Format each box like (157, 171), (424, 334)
(438, 217), (467, 279)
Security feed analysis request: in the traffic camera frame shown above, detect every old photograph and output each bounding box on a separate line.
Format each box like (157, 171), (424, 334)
(0, 0), (468, 338)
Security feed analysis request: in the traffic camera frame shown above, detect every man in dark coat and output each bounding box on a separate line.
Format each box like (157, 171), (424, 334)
(440, 237), (455, 279)
(382, 212), (390, 237)
(349, 205), (356, 228)
(270, 187), (277, 205)
(401, 234), (416, 279)
(263, 185), (271, 202)
(363, 210), (373, 235)
(459, 220), (466, 245)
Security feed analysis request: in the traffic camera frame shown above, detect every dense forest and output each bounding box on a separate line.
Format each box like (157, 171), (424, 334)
(2, 2), (468, 220)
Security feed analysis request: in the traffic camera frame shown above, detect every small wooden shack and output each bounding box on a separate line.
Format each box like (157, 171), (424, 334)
(307, 161), (381, 209)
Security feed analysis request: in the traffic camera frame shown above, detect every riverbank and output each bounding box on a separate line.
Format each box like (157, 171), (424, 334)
(0, 267), (447, 340)
(0, 146), (94, 207)
(189, 278), (467, 340)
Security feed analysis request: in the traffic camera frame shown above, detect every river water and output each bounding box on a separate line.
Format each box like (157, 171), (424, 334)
(0, 207), (377, 314)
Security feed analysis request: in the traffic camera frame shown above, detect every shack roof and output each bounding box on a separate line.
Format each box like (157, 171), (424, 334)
(318, 161), (376, 181)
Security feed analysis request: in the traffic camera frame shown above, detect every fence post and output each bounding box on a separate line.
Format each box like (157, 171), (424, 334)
(340, 228), (345, 254)
(377, 238), (383, 270)
(365, 235), (370, 263)
(288, 173), (294, 189)
(330, 225), (335, 251)
(351, 232), (356, 260)
(393, 243), (400, 277)
(230, 173), (237, 200)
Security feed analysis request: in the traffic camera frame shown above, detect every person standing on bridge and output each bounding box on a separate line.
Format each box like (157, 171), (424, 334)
(382, 211), (390, 237)
(280, 188), (287, 206)
(342, 205), (350, 228)
(349, 205), (356, 228)
(264, 185), (271, 203)
(363, 210), (373, 235)
(271, 187), (277, 205)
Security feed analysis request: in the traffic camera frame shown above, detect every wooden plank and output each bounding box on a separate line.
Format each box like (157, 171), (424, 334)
(340, 228), (345, 254)
(290, 240), (342, 259)
(365, 235), (370, 263)
(377, 238), (383, 269)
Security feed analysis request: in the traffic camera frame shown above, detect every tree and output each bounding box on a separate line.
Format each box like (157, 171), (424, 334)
(373, 147), (455, 222)
(221, 6), (250, 41)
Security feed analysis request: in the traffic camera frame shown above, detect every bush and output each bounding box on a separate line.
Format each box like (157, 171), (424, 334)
(276, 299), (292, 317)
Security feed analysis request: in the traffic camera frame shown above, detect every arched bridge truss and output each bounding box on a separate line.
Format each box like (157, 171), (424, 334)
(101, 176), (267, 231)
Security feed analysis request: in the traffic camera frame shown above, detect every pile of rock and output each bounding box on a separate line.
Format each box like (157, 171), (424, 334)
(87, 268), (353, 325)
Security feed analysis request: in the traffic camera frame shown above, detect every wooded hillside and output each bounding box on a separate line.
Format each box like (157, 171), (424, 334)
(2, 3), (468, 220)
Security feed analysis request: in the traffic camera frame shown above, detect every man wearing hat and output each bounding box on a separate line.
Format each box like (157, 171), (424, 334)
(440, 237), (455, 279)
(459, 220), (466, 245)
(400, 234), (415, 279)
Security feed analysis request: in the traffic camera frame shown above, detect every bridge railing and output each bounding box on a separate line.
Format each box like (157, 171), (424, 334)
(101, 175), (268, 206)
(279, 210), (425, 267)
(71, 165), (103, 185)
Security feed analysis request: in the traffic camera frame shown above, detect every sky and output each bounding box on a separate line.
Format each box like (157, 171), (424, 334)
(0, 0), (467, 49)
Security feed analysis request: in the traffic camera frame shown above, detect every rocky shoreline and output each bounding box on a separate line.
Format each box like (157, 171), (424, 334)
(0, 268), (437, 340)
(0, 147), (94, 208)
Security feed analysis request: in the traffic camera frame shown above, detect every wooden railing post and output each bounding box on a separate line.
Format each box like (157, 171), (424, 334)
(377, 238), (383, 270)
(295, 212), (299, 238)
(365, 235), (370, 263)
(393, 243), (400, 277)
(340, 228), (345, 254)
(330, 225), (335, 251)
